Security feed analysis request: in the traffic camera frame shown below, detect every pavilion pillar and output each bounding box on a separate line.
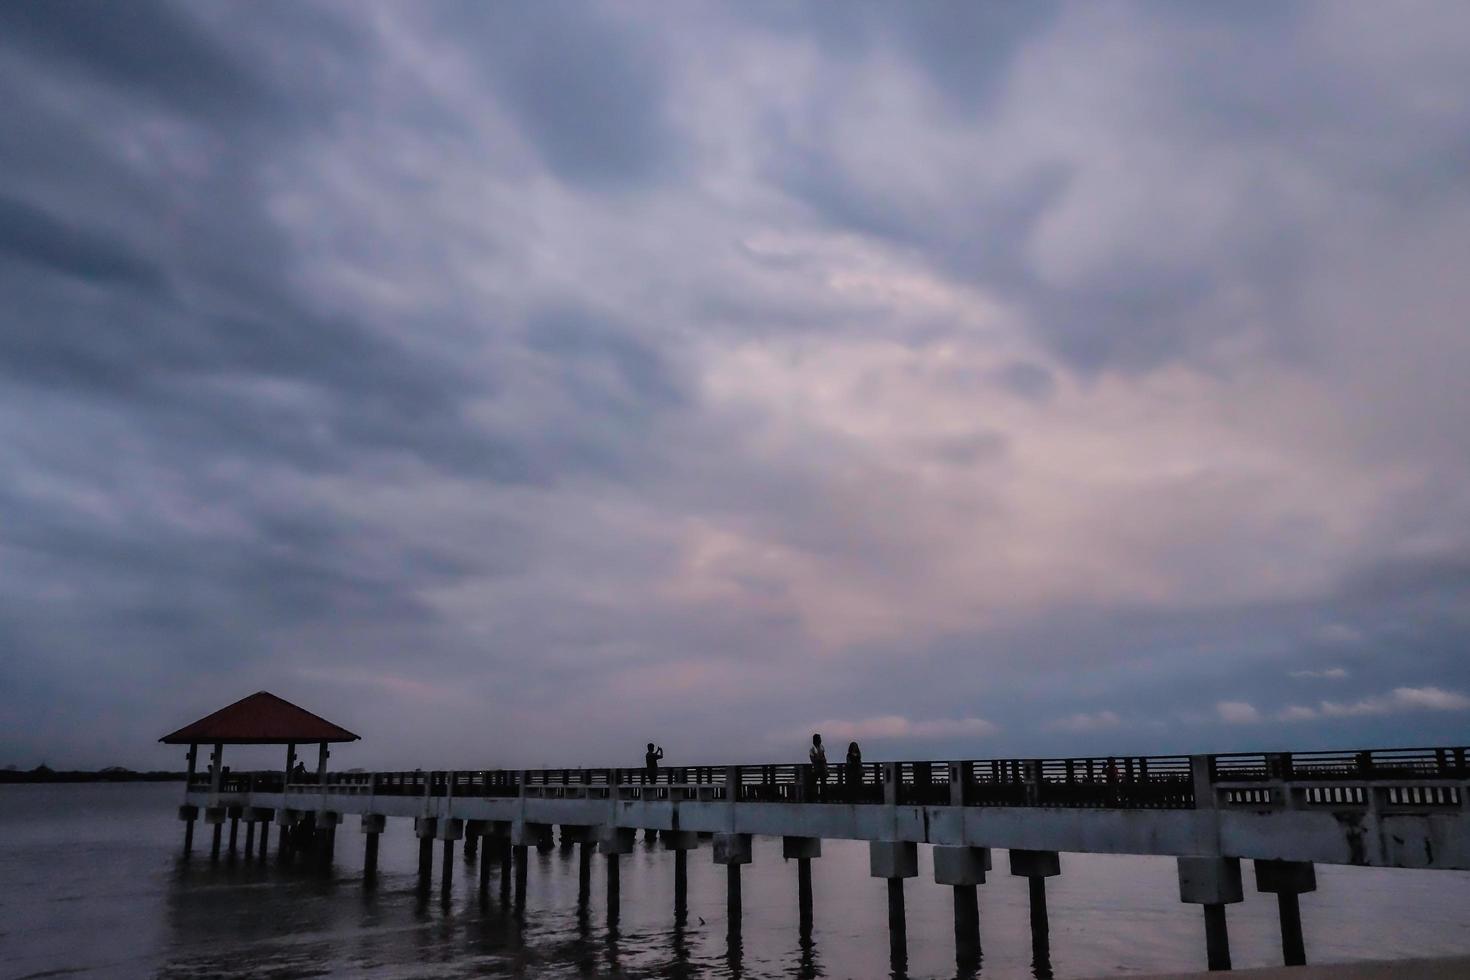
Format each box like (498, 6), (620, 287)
(180, 744), (199, 857)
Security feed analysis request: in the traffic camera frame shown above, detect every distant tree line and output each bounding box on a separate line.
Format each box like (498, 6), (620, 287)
(0, 765), (185, 783)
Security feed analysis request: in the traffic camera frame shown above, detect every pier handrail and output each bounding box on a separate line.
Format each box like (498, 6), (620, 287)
(228, 744), (1469, 811)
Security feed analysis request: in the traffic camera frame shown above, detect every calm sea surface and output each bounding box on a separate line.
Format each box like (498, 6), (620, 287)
(4, 783), (1470, 979)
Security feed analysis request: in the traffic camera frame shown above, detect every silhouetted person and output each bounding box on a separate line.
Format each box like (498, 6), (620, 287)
(809, 733), (827, 800)
(644, 742), (663, 784)
(291, 761), (307, 782)
(845, 741), (862, 801)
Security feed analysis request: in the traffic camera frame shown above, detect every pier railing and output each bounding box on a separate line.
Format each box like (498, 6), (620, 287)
(197, 745), (1469, 812)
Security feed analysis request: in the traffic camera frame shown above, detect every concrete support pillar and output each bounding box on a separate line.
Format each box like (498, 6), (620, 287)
(579, 841), (593, 905)
(936, 846), (989, 964)
(205, 805), (225, 862)
(870, 840), (917, 970)
(178, 804), (199, 858)
(361, 814), (384, 884)
(714, 833), (752, 934)
(465, 834), (478, 861)
(475, 839), (491, 896)
(258, 820), (269, 860)
(227, 809), (240, 860)
(887, 878), (907, 968)
(314, 811), (339, 870)
(513, 845), (528, 908)
(659, 829), (696, 920)
(415, 817), (436, 892)
(1255, 860), (1316, 966)
(498, 837), (512, 900)
(606, 852), (621, 925)
(1011, 849), (1060, 974)
(437, 817), (463, 895)
(244, 819), (256, 860)
(1177, 856), (1243, 971)
(211, 823), (223, 861)
(783, 836), (821, 930)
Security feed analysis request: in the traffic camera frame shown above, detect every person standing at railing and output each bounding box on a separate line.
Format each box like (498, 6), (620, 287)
(809, 733), (828, 801)
(845, 742), (862, 802)
(291, 761), (308, 783)
(644, 742), (664, 784)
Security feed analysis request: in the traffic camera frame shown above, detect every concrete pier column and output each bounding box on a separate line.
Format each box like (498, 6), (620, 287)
(1255, 860), (1316, 966)
(714, 833), (753, 935)
(437, 817), (463, 896)
(205, 806), (225, 862)
(178, 805), (199, 858)
(361, 814), (384, 884)
(244, 819), (256, 860)
(579, 841), (594, 905)
(664, 830), (698, 921)
(314, 811), (340, 869)
(783, 836), (821, 930)
(257, 819), (270, 860)
(497, 836), (512, 900)
(592, 826), (633, 925)
(936, 846), (989, 965)
(465, 834), (478, 861)
(1011, 849), (1060, 976)
(606, 853), (622, 925)
(870, 840), (917, 971)
(414, 817), (437, 892)
(273, 809), (295, 862)
(510, 822), (542, 910)
(227, 807), (241, 860)
(512, 845), (528, 908)
(1178, 856), (1243, 971)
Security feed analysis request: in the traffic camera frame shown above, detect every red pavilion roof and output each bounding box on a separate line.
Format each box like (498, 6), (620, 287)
(159, 691), (360, 745)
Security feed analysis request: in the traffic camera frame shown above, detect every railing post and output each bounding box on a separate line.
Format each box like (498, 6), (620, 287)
(949, 763), (967, 807)
(882, 763), (899, 807)
(1190, 756), (1215, 810)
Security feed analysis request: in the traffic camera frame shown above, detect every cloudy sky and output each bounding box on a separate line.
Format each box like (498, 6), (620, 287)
(3, 2), (1469, 771)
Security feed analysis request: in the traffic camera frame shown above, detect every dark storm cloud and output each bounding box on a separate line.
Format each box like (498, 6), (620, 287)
(431, 2), (683, 189)
(0, 195), (167, 290)
(3, 1), (1469, 769)
(0, 1), (272, 120)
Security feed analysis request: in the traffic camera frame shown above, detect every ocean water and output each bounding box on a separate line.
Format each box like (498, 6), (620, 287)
(3, 783), (1470, 979)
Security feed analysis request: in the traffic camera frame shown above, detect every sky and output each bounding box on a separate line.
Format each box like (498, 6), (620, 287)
(3, 1), (1469, 771)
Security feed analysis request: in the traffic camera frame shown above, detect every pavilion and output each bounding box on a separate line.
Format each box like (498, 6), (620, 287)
(160, 691), (359, 860)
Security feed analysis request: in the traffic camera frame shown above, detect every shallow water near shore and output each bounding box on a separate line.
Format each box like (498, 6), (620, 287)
(3, 783), (1470, 979)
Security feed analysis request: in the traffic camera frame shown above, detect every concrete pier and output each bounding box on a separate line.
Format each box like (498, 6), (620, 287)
(362, 813), (383, 883)
(175, 738), (1470, 976)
